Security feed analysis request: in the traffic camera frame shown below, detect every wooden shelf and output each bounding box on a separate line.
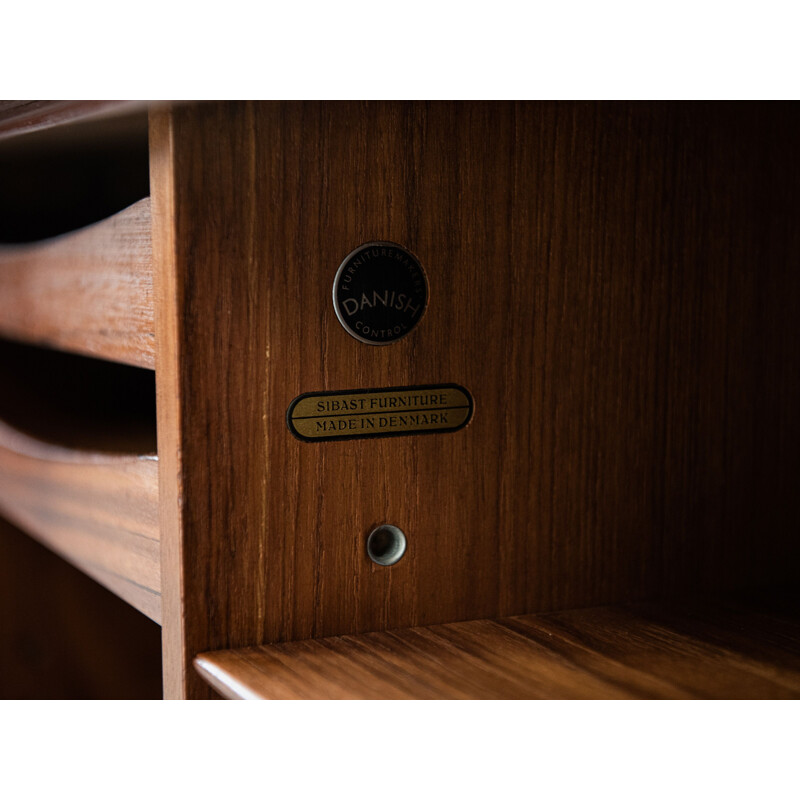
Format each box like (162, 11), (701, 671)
(0, 199), (153, 368)
(195, 594), (800, 699)
(0, 341), (159, 622)
(0, 418), (160, 622)
(0, 101), (145, 142)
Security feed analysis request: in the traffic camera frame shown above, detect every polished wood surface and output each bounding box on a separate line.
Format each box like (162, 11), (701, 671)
(149, 111), (181, 694)
(196, 592), (800, 699)
(0, 199), (153, 368)
(0, 101), (143, 141)
(152, 102), (800, 698)
(0, 418), (160, 622)
(0, 517), (162, 699)
(1, 99), (795, 700)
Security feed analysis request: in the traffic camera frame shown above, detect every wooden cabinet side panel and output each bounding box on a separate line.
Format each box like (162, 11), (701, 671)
(151, 101), (800, 698)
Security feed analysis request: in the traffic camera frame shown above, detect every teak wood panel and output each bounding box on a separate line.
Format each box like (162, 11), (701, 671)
(195, 597), (800, 699)
(151, 102), (800, 698)
(0, 198), (154, 368)
(0, 420), (160, 622)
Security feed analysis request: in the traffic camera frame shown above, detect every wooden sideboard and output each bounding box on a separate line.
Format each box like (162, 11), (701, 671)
(1, 101), (799, 699)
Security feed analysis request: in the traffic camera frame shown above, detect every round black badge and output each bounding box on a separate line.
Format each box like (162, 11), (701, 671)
(333, 241), (428, 345)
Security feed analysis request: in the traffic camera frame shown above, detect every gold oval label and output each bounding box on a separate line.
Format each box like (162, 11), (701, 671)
(287, 384), (474, 442)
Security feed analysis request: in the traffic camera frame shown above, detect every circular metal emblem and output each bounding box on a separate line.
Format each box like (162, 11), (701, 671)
(333, 241), (428, 345)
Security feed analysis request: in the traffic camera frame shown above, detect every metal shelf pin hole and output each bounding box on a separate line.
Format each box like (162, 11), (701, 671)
(367, 525), (407, 566)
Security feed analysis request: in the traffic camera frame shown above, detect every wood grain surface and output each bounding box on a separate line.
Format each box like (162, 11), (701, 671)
(151, 102), (800, 698)
(0, 101), (144, 142)
(0, 198), (154, 368)
(0, 419), (160, 622)
(195, 593), (800, 699)
(0, 516), (162, 699)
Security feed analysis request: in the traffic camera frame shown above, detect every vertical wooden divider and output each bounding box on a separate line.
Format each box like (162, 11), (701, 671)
(149, 108), (187, 697)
